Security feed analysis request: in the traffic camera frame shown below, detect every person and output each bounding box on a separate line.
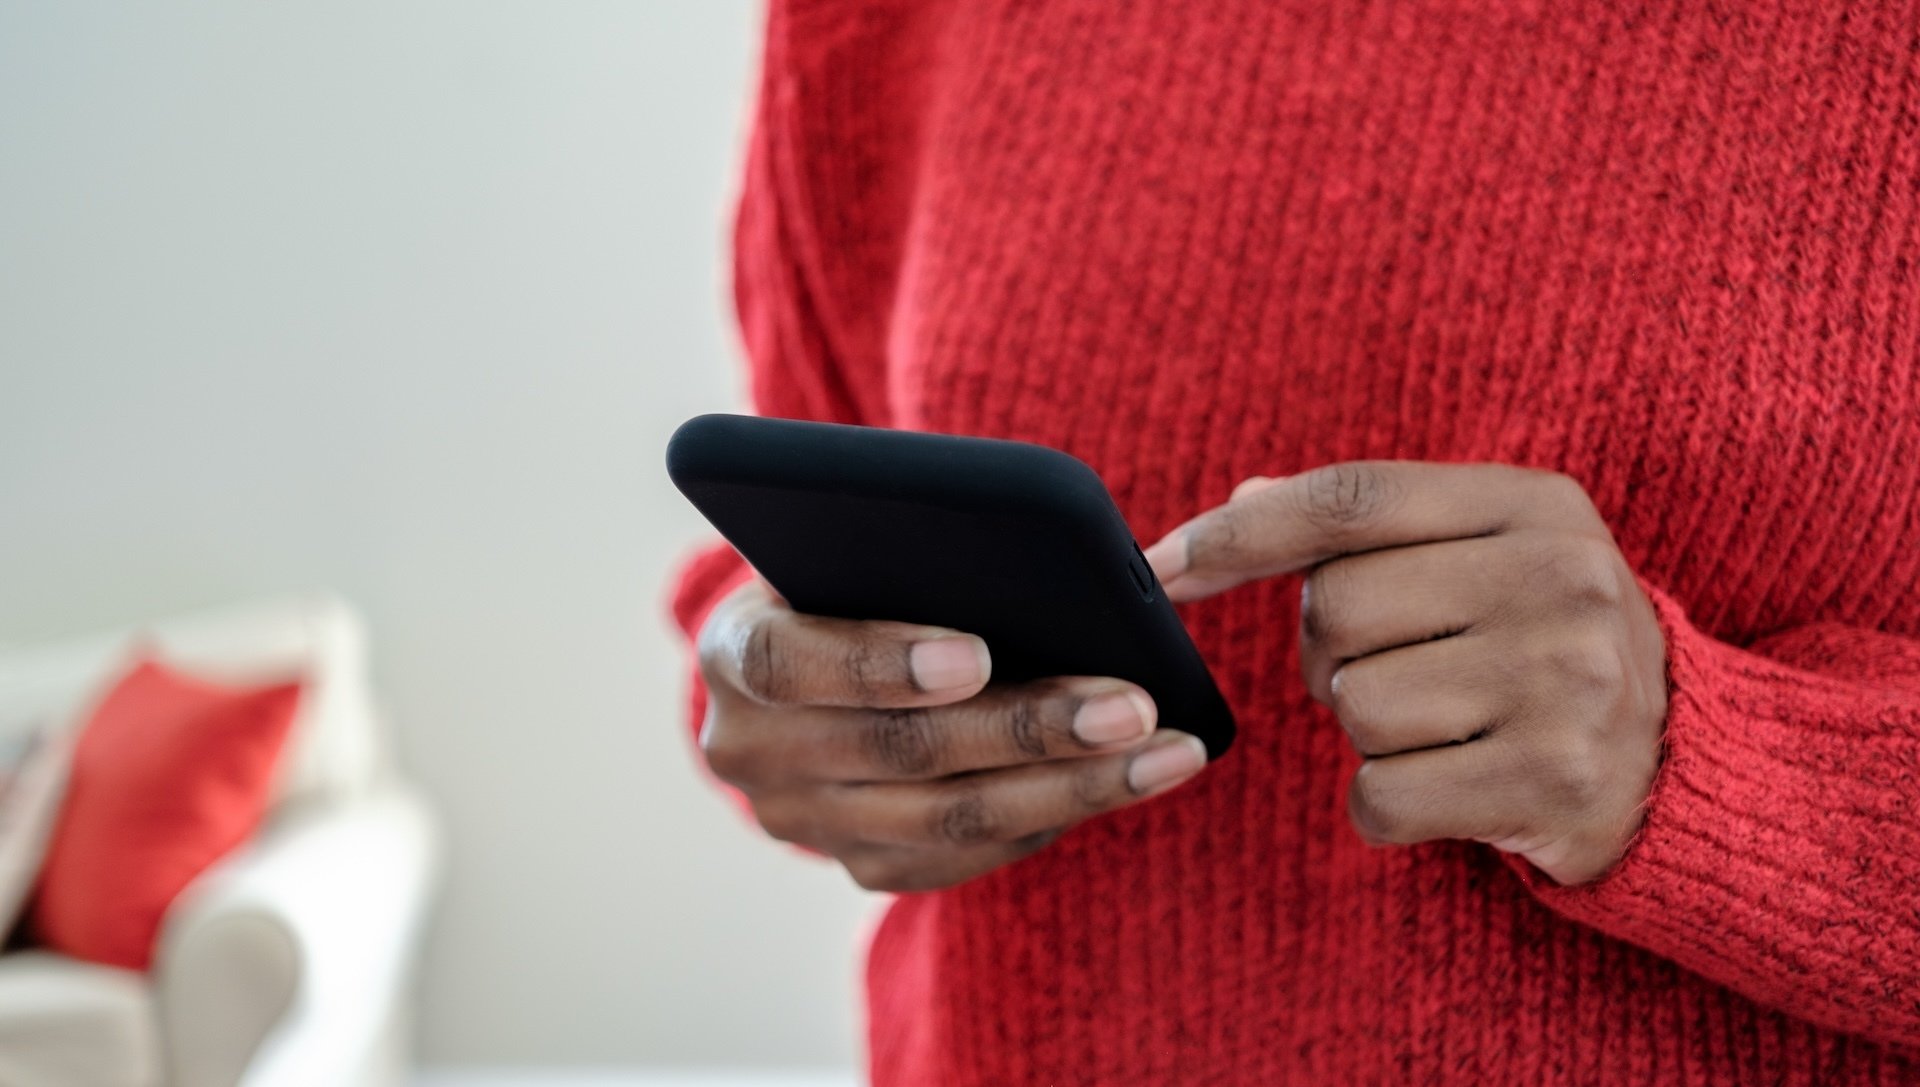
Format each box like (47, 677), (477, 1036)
(667, 3), (1920, 1083)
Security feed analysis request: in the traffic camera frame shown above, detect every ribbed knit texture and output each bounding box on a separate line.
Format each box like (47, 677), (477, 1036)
(669, 3), (1920, 1082)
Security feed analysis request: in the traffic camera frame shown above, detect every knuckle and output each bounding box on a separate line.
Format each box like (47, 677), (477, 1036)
(1300, 568), (1329, 644)
(1005, 694), (1049, 759)
(865, 708), (942, 776)
(1331, 672), (1387, 755)
(1538, 470), (1600, 516)
(1302, 463), (1393, 531)
(931, 789), (998, 845)
(699, 720), (762, 784)
(841, 634), (888, 698)
(1069, 759), (1121, 813)
(1301, 562), (1358, 651)
(845, 855), (910, 893)
(1017, 678), (1105, 756)
(1196, 503), (1253, 569)
(1346, 764), (1404, 843)
(752, 795), (812, 844)
(1542, 537), (1627, 611)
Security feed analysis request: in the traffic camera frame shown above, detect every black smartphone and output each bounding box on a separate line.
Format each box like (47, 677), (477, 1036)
(665, 414), (1235, 759)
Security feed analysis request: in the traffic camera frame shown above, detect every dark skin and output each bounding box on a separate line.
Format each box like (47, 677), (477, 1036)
(697, 585), (1207, 892)
(698, 461), (1667, 891)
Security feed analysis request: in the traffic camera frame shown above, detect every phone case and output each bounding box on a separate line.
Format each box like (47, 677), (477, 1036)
(666, 414), (1236, 759)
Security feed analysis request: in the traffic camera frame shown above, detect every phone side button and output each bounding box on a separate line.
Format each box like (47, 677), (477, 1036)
(1128, 543), (1157, 601)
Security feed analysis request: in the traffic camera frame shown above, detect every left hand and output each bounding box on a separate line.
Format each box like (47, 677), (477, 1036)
(1143, 462), (1668, 885)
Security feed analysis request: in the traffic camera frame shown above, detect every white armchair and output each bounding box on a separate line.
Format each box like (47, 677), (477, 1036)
(0, 594), (440, 1087)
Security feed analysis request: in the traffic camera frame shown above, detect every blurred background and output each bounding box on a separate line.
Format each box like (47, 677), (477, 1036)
(0, 2), (874, 1082)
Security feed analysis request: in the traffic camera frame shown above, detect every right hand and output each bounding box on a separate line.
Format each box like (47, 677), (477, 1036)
(696, 580), (1211, 892)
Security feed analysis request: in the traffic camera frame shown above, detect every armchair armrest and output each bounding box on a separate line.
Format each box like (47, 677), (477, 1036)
(154, 786), (440, 1087)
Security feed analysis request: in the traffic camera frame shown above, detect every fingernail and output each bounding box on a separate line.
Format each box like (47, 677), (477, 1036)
(1141, 531), (1190, 581)
(909, 636), (989, 691)
(1127, 732), (1208, 795)
(1073, 690), (1156, 746)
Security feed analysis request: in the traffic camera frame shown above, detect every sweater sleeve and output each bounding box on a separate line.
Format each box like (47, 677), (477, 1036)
(1509, 581), (1920, 1050)
(666, 27), (890, 786)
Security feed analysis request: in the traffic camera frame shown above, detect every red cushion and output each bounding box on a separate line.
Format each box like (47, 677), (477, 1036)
(32, 657), (302, 970)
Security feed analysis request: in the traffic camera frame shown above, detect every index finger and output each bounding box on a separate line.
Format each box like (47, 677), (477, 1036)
(1143, 462), (1573, 601)
(698, 581), (992, 709)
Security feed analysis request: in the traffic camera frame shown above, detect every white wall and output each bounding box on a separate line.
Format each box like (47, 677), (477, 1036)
(0, 1), (876, 1071)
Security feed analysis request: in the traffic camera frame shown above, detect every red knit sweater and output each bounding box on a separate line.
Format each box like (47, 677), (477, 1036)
(669, 3), (1920, 1083)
